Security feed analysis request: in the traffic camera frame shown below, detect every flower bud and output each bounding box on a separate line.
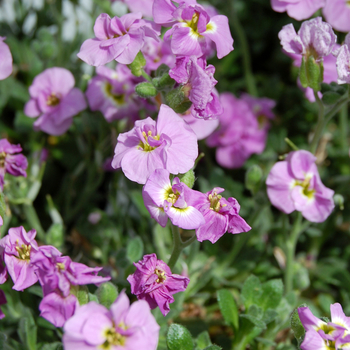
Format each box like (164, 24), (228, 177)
(127, 51), (146, 77)
(334, 194), (344, 210)
(135, 82), (158, 98)
(245, 165), (263, 195)
(95, 282), (119, 309)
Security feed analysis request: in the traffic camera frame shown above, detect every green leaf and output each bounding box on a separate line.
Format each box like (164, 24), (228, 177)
(46, 223), (64, 251)
(290, 306), (306, 346)
(126, 237), (144, 263)
(240, 314), (266, 329)
(203, 346), (222, 350)
(152, 73), (175, 91)
(167, 324), (194, 350)
(256, 279), (283, 311)
(40, 343), (63, 350)
(195, 331), (212, 349)
(241, 275), (262, 309)
(0, 192), (6, 218)
(217, 289), (239, 329)
(322, 91), (342, 105)
(95, 282), (119, 309)
(178, 170), (195, 189)
(18, 312), (37, 350)
(0, 333), (7, 350)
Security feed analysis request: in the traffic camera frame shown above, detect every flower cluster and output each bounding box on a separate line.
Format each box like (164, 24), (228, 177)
(0, 139), (28, 190)
(266, 150), (334, 223)
(298, 303), (350, 350)
(0, 226), (110, 326)
(128, 253), (189, 316)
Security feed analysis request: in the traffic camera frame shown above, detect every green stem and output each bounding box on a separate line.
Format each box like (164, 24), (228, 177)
(284, 137), (299, 151)
(167, 224), (196, 269)
(339, 104), (348, 152)
(141, 69), (152, 82)
(310, 91), (325, 154)
(284, 212), (303, 295)
(23, 204), (45, 242)
(230, 1), (258, 96)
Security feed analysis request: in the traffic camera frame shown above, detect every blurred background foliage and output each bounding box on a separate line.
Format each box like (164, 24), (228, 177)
(0, 0), (349, 349)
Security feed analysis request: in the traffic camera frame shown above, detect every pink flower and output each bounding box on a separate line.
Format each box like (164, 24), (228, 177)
(0, 37), (13, 80)
(24, 67), (87, 135)
(191, 187), (251, 243)
(86, 65), (140, 122)
(0, 139), (28, 190)
(0, 289), (6, 319)
(127, 253), (189, 316)
(323, 0), (350, 33)
(112, 104), (198, 184)
(271, 0), (326, 21)
(62, 291), (160, 350)
(77, 13), (159, 66)
(266, 150), (335, 223)
(207, 93), (267, 169)
(0, 226), (39, 291)
(153, 0), (233, 59)
(336, 34), (350, 84)
(142, 169), (205, 230)
(170, 56), (223, 120)
(278, 17), (337, 61)
(240, 93), (276, 121)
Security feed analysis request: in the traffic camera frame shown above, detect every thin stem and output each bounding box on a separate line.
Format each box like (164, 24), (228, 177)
(230, 1), (258, 96)
(310, 91), (325, 154)
(141, 69), (152, 82)
(284, 137), (299, 151)
(339, 104), (348, 152)
(167, 224), (196, 269)
(23, 204), (45, 242)
(284, 212), (303, 295)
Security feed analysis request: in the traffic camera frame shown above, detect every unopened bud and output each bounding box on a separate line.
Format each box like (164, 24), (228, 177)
(245, 165), (263, 195)
(135, 82), (158, 98)
(178, 169), (195, 189)
(96, 282), (119, 309)
(127, 51), (146, 77)
(334, 194), (344, 210)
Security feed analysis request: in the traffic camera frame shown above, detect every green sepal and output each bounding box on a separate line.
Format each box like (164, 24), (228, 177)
(178, 169), (195, 189)
(135, 82), (158, 98)
(305, 55), (323, 91)
(299, 57), (308, 88)
(127, 51), (146, 77)
(290, 306), (306, 347)
(165, 87), (192, 114)
(152, 73), (175, 91)
(70, 285), (89, 305)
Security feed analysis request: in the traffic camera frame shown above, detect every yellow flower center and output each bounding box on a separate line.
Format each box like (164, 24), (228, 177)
(15, 239), (31, 261)
(104, 83), (125, 106)
(0, 151), (6, 167)
(56, 263), (65, 271)
(209, 192), (227, 212)
(165, 186), (180, 204)
(294, 176), (315, 199)
(46, 93), (60, 106)
(155, 268), (166, 283)
(138, 131), (160, 152)
(100, 327), (126, 349)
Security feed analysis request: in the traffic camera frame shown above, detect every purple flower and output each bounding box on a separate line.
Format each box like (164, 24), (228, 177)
(170, 56), (223, 120)
(240, 93), (276, 121)
(191, 187), (251, 243)
(266, 150), (335, 223)
(32, 245), (110, 298)
(323, 0), (350, 33)
(24, 67), (87, 136)
(142, 169), (205, 230)
(86, 65), (140, 122)
(0, 226), (39, 291)
(153, 0), (233, 59)
(298, 304), (350, 349)
(39, 292), (79, 328)
(0, 139), (27, 190)
(77, 13), (159, 66)
(278, 17), (337, 61)
(271, 0), (326, 21)
(336, 34), (350, 85)
(124, 0), (154, 18)
(63, 291), (160, 350)
(0, 289), (6, 319)
(127, 253), (189, 316)
(0, 37), (13, 80)
(112, 104), (198, 184)
(207, 93), (267, 169)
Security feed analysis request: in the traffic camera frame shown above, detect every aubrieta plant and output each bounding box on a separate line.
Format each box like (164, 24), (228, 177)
(0, 0), (350, 349)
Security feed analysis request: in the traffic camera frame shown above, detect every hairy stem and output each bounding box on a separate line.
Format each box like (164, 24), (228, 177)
(310, 91), (325, 154)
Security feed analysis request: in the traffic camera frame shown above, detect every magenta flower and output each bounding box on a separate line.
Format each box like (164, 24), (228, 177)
(271, 0), (326, 21)
(127, 253), (189, 316)
(207, 93), (267, 169)
(86, 65), (140, 122)
(39, 292), (79, 328)
(266, 150), (334, 223)
(0, 226), (39, 291)
(170, 56), (223, 120)
(0, 37), (13, 80)
(240, 94), (275, 121)
(191, 187), (251, 243)
(112, 104), (198, 184)
(142, 169), (205, 230)
(153, 0), (233, 59)
(323, 0), (350, 33)
(0, 289), (6, 319)
(63, 291), (160, 350)
(278, 17), (337, 61)
(298, 304), (350, 349)
(24, 67), (86, 135)
(336, 34), (350, 84)
(77, 13), (159, 66)
(0, 139), (27, 190)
